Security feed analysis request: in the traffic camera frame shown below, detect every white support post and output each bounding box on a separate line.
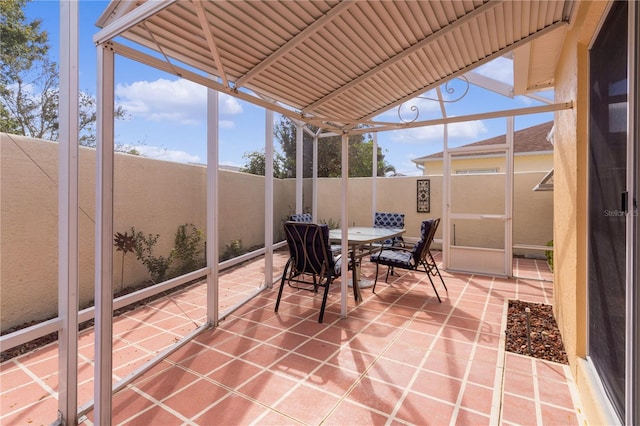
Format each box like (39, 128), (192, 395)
(340, 134), (349, 317)
(505, 117), (515, 277)
(94, 42), (115, 426)
(58, 2), (79, 424)
(296, 123), (303, 213)
(312, 131), (320, 221)
(206, 88), (219, 325)
(265, 110), (274, 286)
(372, 133), (378, 221)
(437, 87), (450, 269)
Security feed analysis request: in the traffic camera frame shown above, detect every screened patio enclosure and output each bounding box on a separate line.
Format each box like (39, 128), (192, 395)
(53, 1), (576, 424)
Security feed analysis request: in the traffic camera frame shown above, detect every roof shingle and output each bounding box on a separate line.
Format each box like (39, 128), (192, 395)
(415, 121), (554, 161)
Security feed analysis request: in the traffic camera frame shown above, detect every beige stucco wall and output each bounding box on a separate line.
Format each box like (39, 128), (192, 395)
(1, 134), (295, 330)
(553, 2), (611, 425)
(306, 173), (551, 251)
(421, 151), (553, 175)
(1, 134), (552, 332)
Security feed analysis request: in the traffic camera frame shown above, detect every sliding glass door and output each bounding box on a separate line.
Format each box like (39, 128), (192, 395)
(588, 1), (628, 421)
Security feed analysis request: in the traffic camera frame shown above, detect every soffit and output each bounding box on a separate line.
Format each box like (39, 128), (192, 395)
(95, 0), (573, 131)
(513, 26), (569, 94)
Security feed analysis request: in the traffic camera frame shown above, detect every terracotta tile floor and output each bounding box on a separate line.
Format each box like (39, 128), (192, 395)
(1, 252), (587, 425)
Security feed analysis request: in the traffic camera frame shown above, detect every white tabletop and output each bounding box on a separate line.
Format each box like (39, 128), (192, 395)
(329, 227), (404, 245)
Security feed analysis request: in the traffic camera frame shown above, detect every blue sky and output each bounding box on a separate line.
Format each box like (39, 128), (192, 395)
(26, 1), (554, 176)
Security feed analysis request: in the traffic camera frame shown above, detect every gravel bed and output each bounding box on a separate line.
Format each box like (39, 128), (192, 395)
(505, 299), (568, 364)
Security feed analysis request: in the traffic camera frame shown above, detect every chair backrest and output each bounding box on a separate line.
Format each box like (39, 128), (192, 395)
(289, 213), (313, 223)
(411, 218), (440, 264)
(283, 221), (334, 276)
(374, 212), (405, 245)
(374, 212), (405, 229)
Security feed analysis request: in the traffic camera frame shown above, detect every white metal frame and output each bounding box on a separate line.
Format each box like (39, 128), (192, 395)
(340, 134), (350, 318)
(94, 40), (115, 426)
(57, 2), (79, 424)
(206, 88), (219, 326)
(264, 109), (274, 286)
(38, 2), (580, 423)
(444, 117), (514, 277)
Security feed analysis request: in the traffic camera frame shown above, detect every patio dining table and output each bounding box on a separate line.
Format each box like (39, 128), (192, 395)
(329, 227), (405, 302)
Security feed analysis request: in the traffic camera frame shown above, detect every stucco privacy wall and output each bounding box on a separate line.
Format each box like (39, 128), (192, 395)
(1, 134), (551, 330)
(553, 2), (609, 425)
(309, 173), (552, 251)
(1, 134), (294, 330)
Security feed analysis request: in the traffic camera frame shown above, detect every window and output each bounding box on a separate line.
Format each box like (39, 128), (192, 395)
(454, 168), (499, 174)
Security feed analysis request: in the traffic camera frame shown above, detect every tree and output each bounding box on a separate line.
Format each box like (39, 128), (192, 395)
(0, 0), (126, 144)
(271, 115), (396, 178)
(239, 149), (287, 178)
(1, 0), (49, 134)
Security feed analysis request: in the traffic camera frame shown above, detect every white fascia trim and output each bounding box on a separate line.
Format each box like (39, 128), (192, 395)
(465, 70), (514, 98)
(93, 1), (177, 45)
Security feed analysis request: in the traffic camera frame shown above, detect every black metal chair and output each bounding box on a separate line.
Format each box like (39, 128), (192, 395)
(370, 218), (447, 302)
(275, 221), (344, 323)
(289, 212), (344, 254)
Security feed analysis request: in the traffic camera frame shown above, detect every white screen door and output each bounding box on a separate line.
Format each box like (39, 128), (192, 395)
(444, 120), (514, 276)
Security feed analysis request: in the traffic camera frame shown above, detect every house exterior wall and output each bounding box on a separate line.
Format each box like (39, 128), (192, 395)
(553, 1), (611, 424)
(421, 152), (553, 175)
(0, 135), (551, 332)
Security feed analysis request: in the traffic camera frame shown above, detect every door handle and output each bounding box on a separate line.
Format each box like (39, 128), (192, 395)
(621, 191), (628, 213)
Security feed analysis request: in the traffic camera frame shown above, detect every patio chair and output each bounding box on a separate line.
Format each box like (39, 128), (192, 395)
(288, 212), (345, 254)
(373, 212), (405, 247)
(370, 218), (447, 302)
(275, 221), (345, 323)
(289, 213), (312, 223)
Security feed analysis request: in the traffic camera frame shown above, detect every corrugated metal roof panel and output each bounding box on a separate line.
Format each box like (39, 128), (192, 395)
(96, 0), (572, 129)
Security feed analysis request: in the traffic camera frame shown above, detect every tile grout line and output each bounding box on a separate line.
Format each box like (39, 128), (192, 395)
(242, 280), (430, 425)
(532, 357), (544, 426)
(449, 274), (502, 425)
(116, 380), (194, 425)
(313, 274), (439, 425)
(0, 360), (59, 420)
(385, 272), (477, 425)
(491, 293), (510, 425)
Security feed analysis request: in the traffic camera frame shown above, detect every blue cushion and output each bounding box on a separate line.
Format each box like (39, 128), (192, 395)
(374, 212), (405, 228)
(289, 213), (312, 223)
(371, 249), (415, 268)
(374, 212), (405, 246)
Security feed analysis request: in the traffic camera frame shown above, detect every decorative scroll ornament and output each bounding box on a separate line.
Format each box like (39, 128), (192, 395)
(397, 76), (470, 123)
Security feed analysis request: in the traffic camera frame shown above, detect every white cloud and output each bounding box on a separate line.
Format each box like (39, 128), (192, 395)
(389, 120), (487, 143)
(115, 78), (243, 125)
(475, 57), (513, 85)
(375, 89), (442, 121)
(395, 155), (424, 176)
(221, 95), (242, 115)
(123, 145), (201, 164)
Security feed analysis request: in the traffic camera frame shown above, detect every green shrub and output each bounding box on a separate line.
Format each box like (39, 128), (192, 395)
(221, 240), (243, 261)
(319, 217), (340, 229)
(172, 224), (205, 276)
(545, 240), (554, 271)
(130, 227), (173, 283)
